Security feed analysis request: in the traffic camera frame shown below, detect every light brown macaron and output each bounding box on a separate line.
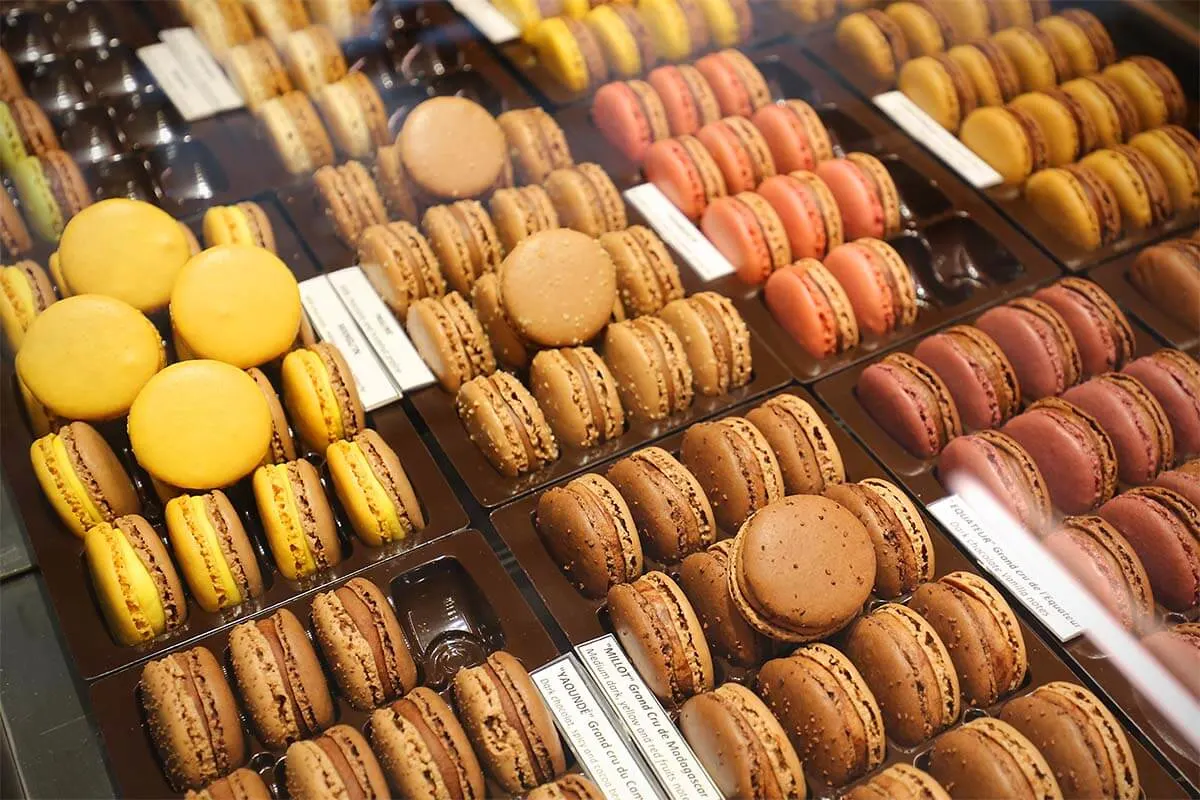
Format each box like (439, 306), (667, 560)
(471, 272), (531, 371)
(928, 718), (1064, 800)
(530, 346), (626, 449)
(456, 371), (559, 477)
(603, 316), (695, 421)
(680, 415), (784, 532)
(544, 162), (627, 237)
(745, 393), (845, 496)
(658, 291), (753, 396)
(600, 225), (685, 319)
(406, 291), (496, 393)
(370, 686), (486, 800)
(284, 724), (390, 800)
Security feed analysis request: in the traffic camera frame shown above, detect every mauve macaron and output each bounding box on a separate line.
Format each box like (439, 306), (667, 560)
(1124, 349), (1200, 460)
(1141, 622), (1200, 697)
(1033, 277), (1134, 377)
(1155, 459), (1200, 509)
(857, 352), (963, 458)
(1098, 486), (1200, 611)
(914, 325), (1021, 431)
(824, 238), (918, 336)
(937, 430), (1052, 532)
(764, 259), (860, 359)
(976, 297), (1082, 401)
(756, 171), (844, 261)
(1043, 515), (1154, 632)
(1063, 373), (1175, 485)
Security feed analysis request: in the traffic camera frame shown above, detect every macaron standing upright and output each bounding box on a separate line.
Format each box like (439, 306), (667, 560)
(1155, 460), (1200, 509)
(1079, 145), (1173, 232)
(472, 274), (532, 371)
(816, 153), (902, 241)
(1141, 622), (1200, 697)
(836, 10), (910, 81)
(281, 25), (347, 94)
(856, 351), (962, 458)
(253, 459), (342, 580)
(1042, 515), (1154, 632)
(755, 171), (843, 262)
(823, 238), (917, 337)
(202, 201), (277, 252)
(976, 296), (1082, 401)
(927, 718), (1064, 800)
(681, 416), (784, 531)
(1063, 373), (1175, 485)
(165, 491), (264, 613)
(185, 769), (271, 800)
(643, 134), (728, 220)
(937, 430), (1052, 531)
(407, 292), (497, 393)
(639, 0), (706, 62)
(531, 17), (609, 93)
(751, 100), (835, 174)
(1099, 486), (1200, 611)
(313, 160), (389, 247)
(544, 162), (627, 237)
(947, 41), (1021, 108)
(1038, 9), (1115, 78)
(538, 468), (637, 596)
(498, 107), (574, 185)
(530, 346), (626, 448)
(603, 316), (695, 421)
(359, 220), (447, 318)
(1033, 277), (1134, 377)
(844, 765), (950, 800)
(373, 142), (420, 223)
(1024, 163), (1122, 252)
(608, 446), (716, 564)
(1009, 88), (1098, 167)
(314, 71), (390, 158)
(885, 1), (953, 57)
(1102, 56), (1187, 132)
(0, 189), (32, 258)
(1129, 125), (1200, 214)
(591, 80), (670, 164)
(679, 540), (769, 665)
(1127, 240), (1200, 334)
(527, 776), (606, 800)
(255, 91), (335, 175)
(457, 372), (560, 477)
(914, 325), (1021, 430)
(0, 259), (55, 351)
(1059, 76), (1140, 149)
(745, 393), (845, 495)
(959, 105), (1048, 186)
(327, 429), (426, 545)
(599, 225), (685, 318)
(898, 53), (979, 130)
(764, 258), (861, 359)
(10, 151), (91, 241)
(490, 185), (560, 254)
(30, 421), (140, 537)
(284, 725), (390, 800)
(281, 342), (365, 451)
(696, 116), (777, 195)
(694, 50), (771, 118)
(423, 199), (505, 295)
(700, 192), (791, 284)
(586, 4), (658, 78)
(369, 687), (486, 800)
(0, 98), (59, 169)
(992, 25), (1069, 93)
(1124, 349), (1200, 459)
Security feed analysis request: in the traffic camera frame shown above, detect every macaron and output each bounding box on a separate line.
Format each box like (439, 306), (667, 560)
(1098, 486), (1200, 611)
(599, 224), (685, 318)
(285, 725), (389, 800)
(202, 201), (277, 252)
(10, 151), (91, 242)
(471, 274), (532, 371)
(370, 687), (486, 800)
(936, 430), (1052, 531)
(885, 1), (953, 57)
(0, 97), (59, 170)
(756, 171), (843, 262)
(1059, 76), (1140, 148)
(910, 571), (1029, 707)
(823, 238), (917, 336)
(592, 80), (670, 164)
(647, 64), (722, 137)
(1124, 348), (1200, 458)
(499, 229), (617, 347)
(608, 446), (716, 564)
(537, 473), (643, 598)
(311, 577), (417, 710)
(17, 294), (164, 420)
(700, 191), (791, 284)
(844, 603), (961, 746)
(254, 91), (335, 175)
(639, 0), (704, 62)
(751, 100), (835, 174)
(30, 422), (140, 537)
(585, 4), (657, 78)
(825, 477), (935, 599)
(693, 0), (751, 48)
(958, 105), (1048, 185)
(494, 0), (586, 35)
(1127, 239), (1200, 334)
(229, 608), (336, 748)
(313, 160), (388, 246)
(898, 53), (979, 130)
(1141, 622), (1200, 696)
(643, 134), (728, 220)
(914, 324), (1021, 430)
(816, 153), (901, 241)
(280, 25), (347, 94)
(530, 346), (626, 448)
(1155, 459), (1200, 509)
(729, 495), (875, 641)
(1128, 125), (1200, 213)
(253, 458), (341, 579)
(185, 769), (270, 800)
(531, 16), (609, 93)
(0, 259), (55, 351)
(164, 491), (264, 613)
(607, 570), (714, 705)
(927, 718), (1063, 799)
(85, 515), (187, 646)
(1037, 12), (1112, 81)
(1042, 515), (1154, 632)
(697, 116), (776, 195)
(315, 71), (389, 158)
(1063, 373), (1174, 485)
(931, 0), (989, 45)
(603, 316), (695, 421)
(1025, 163), (1122, 252)
(681, 415), (785, 531)
(183, 0), (255, 58)
(0, 188), (32, 258)
(992, 25), (1069, 93)
(544, 162), (627, 237)
(1033, 277), (1134, 377)
(456, 371), (560, 477)
(757, 643), (886, 787)
(242, 0), (310, 45)
(373, 142), (420, 223)
(694, 50), (771, 118)
(141, 647), (245, 790)
(745, 393), (845, 495)
(844, 765), (950, 800)
(679, 540), (769, 665)
(398, 96), (508, 201)
(1102, 56), (1186, 131)
(358, 220), (446, 318)
(526, 776), (606, 800)
(680, 683), (807, 800)
(1009, 88), (1098, 166)
(497, 107), (574, 185)
(976, 296), (1082, 401)
(422, 199), (504, 295)
(763, 258), (861, 359)
(784, 0), (836, 23)
(1003, 396), (1118, 514)
(947, 41), (1021, 107)
(836, 10), (911, 81)
(406, 292), (497, 393)
(1079, 145), (1173, 231)
(327, 429), (425, 545)
(857, 351), (963, 458)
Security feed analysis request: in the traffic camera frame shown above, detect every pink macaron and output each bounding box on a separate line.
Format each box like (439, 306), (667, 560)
(756, 172), (843, 261)
(752, 100), (835, 173)
(696, 116), (777, 195)
(592, 80), (671, 163)
(693, 49), (771, 118)
(816, 153), (902, 240)
(701, 192), (792, 284)
(643, 135), (728, 220)
(823, 239), (918, 337)
(647, 65), (722, 137)
(764, 259), (860, 359)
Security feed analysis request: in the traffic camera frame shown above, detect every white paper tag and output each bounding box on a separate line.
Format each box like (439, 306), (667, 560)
(576, 636), (722, 800)
(531, 655), (664, 800)
(927, 493), (1083, 641)
(138, 28), (244, 121)
(298, 275), (402, 411)
(447, 0), (520, 44)
(873, 91), (1003, 190)
(326, 267), (436, 392)
(624, 184), (735, 282)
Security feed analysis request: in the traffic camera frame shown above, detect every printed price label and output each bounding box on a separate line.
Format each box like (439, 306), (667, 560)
(873, 91), (1003, 190)
(576, 636), (722, 800)
(624, 184), (735, 282)
(531, 655), (663, 800)
(298, 276), (402, 411)
(326, 267), (436, 392)
(138, 28), (243, 121)
(928, 493), (1083, 641)
(447, 0), (520, 43)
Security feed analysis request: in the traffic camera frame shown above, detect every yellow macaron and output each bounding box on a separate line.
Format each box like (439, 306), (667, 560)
(638, 0), (693, 61)
(201, 201), (277, 252)
(253, 458), (342, 579)
(281, 342), (366, 451)
(0, 259), (55, 350)
(326, 429), (425, 546)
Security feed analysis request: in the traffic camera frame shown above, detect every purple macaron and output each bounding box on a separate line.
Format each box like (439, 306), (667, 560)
(1155, 460), (1200, 509)
(938, 430), (1052, 532)
(1123, 349), (1200, 460)
(1099, 487), (1200, 612)
(857, 352), (963, 458)
(1033, 278), (1135, 377)
(976, 298), (1082, 401)
(914, 325), (1021, 431)
(1062, 373), (1175, 485)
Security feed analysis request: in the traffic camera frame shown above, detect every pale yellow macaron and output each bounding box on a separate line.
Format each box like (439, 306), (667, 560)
(57, 198), (193, 313)
(16, 294), (165, 420)
(170, 244), (301, 368)
(128, 359), (272, 490)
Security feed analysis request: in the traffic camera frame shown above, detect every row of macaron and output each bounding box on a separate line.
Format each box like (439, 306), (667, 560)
(181, 0), (371, 58)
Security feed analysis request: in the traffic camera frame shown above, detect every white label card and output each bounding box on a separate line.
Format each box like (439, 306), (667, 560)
(298, 276), (402, 411)
(531, 655), (664, 800)
(447, 0), (520, 44)
(138, 28), (244, 121)
(873, 91), (1003, 190)
(624, 184), (735, 282)
(326, 267), (436, 392)
(576, 636), (722, 800)
(927, 493), (1083, 641)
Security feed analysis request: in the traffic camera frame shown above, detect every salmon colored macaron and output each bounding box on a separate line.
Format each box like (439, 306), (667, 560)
(591, 80), (670, 163)
(696, 116), (776, 195)
(764, 259), (860, 359)
(816, 153), (901, 241)
(700, 192), (791, 284)
(823, 238), (917, 337)
(751, 99), (834, 174)
(756, 171), (843, 261)
(644, 134), (728, 220)
(694, 49), (771, 118)
(647, 64), (721, 137)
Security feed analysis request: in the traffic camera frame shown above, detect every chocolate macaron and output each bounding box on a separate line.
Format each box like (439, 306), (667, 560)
(607, 446), (716, 564)
(407, 291), (497, 393)
(370, 686), (486, 800)
(977, 297), (1082, 401)
(844, 764), (950, 800)
(745, 393), (845, 495)
(284, 725), (389, 800)
(457, 372), (559, 477)
(603, 316), (695, 421)
(928, 718), (1063, 799)
(1124, 349), (1200, 459)
(914, 324), (1021, 430)
(681, 416), (785, 532)
(857, 351), (963, 458)
(1033, 277), (1134, 377)
(679, 540), (770, 666)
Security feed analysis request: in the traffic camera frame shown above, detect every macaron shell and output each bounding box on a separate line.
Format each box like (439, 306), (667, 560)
(751, 101), (828, 174)
(824, 240), (915, 336)
(1042, 517), (1153, 633)
(856, 352), (962, 458)
(1079, 146), (1173, 231)
(648, 65), (721, 137)
(937, 431), (1052, 532)
(976, 298), (1081, 401)
(914, 325), (1020, 431)
(592, 81), (667, 163)
(1032, 278), (1134, 377)
(1129, 126), (1200, 213)
(928, 718), (1064, 800)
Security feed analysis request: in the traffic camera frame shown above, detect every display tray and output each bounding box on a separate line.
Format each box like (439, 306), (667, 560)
(806, 0), (1200, 273)
(490, 384), (1191, 797)
(813, 318), (1199, 793)
(548, 46), (1062, 384)
(87, 529), (561, 799)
